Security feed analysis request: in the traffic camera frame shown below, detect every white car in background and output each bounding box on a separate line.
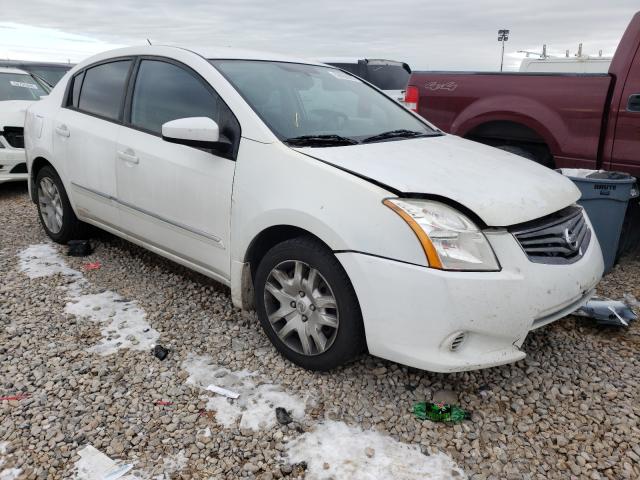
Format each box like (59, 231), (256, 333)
(24, 46), (603, 372)
(1, 67), (49, 184)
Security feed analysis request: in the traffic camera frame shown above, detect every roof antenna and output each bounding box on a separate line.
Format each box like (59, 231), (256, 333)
(146, 38), (152, 45)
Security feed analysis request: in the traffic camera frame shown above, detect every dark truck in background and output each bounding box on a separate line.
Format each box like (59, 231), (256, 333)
(322, 58), (411, 102)
(404, 11), (640, 178)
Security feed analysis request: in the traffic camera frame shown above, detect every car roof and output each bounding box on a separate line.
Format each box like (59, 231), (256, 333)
(0, 67), (31, 75)
(317, 57), (406, 66)
(187, 46), (326, 65)
(79, 45), (328, 67)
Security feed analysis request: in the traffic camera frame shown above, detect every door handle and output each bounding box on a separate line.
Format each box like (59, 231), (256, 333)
(55, 125), (70, 137)
(628, 94), (640, 112)
(117, 149), (139, 164)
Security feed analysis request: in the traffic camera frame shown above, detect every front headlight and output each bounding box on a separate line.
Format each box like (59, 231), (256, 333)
(384, 198), (500, 271)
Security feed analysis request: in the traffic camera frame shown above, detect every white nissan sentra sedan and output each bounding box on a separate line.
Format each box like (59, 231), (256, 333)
(24, 46), (604, 372)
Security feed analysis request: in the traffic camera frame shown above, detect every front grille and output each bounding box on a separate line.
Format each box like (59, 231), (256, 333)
(10, 163), (27, 174)
(2, 127), (24, 148)
(511, 206), (591, 264)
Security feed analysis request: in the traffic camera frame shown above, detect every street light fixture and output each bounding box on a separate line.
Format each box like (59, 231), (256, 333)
(498, 29), (510, 72)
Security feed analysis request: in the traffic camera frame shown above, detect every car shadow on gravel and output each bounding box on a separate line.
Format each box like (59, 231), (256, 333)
(87, 227), (230, 296)
(0, 182), (28, 199)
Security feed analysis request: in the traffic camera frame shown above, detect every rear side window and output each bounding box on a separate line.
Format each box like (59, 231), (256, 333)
(364, 64), (410, 90)
(130, 60), (220, 135)
(70, 71), (84, 108)
(330, 63), (360, 76)
(78, 60), (132, 120)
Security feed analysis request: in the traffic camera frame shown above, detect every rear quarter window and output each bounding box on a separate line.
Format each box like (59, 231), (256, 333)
(78, 60), (132, 121)
(364, 64), (410, 90)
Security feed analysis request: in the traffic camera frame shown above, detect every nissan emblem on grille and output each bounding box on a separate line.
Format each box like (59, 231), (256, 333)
(563, 227), (581, 254)
(511, 206), (591, 265)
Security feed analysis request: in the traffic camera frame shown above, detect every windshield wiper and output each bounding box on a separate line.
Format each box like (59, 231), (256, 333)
(284, 134), (359, 147)
(361, 129), (437, 143)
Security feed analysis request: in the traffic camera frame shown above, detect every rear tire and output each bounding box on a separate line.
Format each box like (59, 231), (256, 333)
(496, 144), (553, 167)
(254, 236), (365, 371)
(35, 166), (88, 244)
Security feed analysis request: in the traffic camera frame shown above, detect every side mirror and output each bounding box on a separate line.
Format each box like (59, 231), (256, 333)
(162, 117), (221, 149)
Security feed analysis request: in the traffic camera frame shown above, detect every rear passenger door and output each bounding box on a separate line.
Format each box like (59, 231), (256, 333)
(116, 58), (239, 280)
(55, 59), (133, 228)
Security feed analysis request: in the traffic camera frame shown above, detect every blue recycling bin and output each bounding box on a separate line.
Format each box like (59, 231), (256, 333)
(561, 170), (638, 273)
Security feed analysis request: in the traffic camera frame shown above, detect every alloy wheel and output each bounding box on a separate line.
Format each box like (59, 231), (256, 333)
(38, 177), (64, 234)
(264, 260), (339, 356)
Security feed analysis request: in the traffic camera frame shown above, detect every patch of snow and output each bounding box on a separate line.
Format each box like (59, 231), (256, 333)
(17, 243), (160, 355)
(0, 468), (22, 480)
(74, 445), (135, 480)
(623, 293), (640, 309)
(150, 451), (188, 480)
(286, 421), (467, 480)
(65, 292), (159, 355)
(18, 243), (82, 279)
(0, 442), (22, 480)
(183, 354), (306, 430)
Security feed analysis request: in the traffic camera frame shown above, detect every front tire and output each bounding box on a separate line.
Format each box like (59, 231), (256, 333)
(254, 236), (365, 371)
(35, 166), (87, 243)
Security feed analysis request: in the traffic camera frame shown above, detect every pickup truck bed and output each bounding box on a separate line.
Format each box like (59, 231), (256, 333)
(406, 12), (640, 178)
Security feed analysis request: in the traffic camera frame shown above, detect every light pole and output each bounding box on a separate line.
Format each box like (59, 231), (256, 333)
(498, 29), (510, 72)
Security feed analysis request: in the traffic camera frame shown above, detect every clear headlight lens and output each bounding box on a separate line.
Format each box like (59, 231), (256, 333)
(384, 198), (500, 271)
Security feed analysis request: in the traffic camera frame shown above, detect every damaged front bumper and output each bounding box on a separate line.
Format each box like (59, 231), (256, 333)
(336, 223), (604, 373)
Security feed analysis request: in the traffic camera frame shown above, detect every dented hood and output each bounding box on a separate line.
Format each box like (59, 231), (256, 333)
(295, 134), (580, 226)
(0, 100), (32, 130)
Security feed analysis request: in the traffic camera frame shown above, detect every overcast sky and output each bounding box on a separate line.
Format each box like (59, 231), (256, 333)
(1, 1), (638, 71)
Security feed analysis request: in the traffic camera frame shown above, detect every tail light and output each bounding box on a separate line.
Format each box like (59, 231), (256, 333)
(404, 85), (419, 111)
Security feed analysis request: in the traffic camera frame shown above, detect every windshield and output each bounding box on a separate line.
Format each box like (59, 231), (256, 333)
(0, 73), (49, 101)
(210, 60), (436, 145)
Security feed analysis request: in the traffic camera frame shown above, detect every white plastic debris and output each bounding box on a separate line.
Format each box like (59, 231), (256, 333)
(75, 445), (133, 480)
(205, 384), (240, 399)
(575, 297), (638, 326)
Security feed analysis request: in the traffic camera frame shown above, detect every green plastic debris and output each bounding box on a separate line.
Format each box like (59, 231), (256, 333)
(413, 401), (470, 423)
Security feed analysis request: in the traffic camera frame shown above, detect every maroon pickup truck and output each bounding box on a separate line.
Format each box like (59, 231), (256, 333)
(404, 11), (640, 178)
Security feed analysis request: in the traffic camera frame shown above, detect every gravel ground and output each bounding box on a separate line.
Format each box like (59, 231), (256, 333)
(1, 182), (639, 480)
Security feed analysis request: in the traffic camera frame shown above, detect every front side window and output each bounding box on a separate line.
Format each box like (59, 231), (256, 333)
(0, 73), (48, 101)
(130, 60), (220, 135)
(78, 60), (132, 121)
(211, 60), (435, 145)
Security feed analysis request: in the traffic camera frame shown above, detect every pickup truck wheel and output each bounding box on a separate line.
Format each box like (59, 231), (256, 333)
(497, 144), (538, 161)
(35, 166), (87, 244)
(496, 144), (554, 167)
(254, 236), (365, 371)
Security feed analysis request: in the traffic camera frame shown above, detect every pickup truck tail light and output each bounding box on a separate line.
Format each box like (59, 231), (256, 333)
(404, 86), (419, 111)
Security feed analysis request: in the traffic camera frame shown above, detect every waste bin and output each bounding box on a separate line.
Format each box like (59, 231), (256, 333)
(559, 169), (639, 273)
